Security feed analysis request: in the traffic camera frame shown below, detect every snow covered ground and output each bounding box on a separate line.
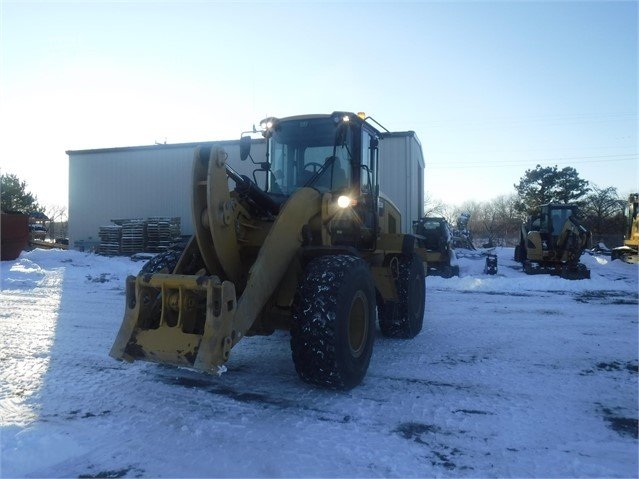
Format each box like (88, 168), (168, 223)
(1, 247), (637, 478)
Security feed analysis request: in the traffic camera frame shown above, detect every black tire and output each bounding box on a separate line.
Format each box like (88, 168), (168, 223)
(514, 245), (522, 262)
(140, 249), (181, 275)
(378, 253), (425, 339)
(514, 242), (527, 263)
(137, 248), (183, 330)
(290, 255), (376, 390)
(442, 265), (453, 278)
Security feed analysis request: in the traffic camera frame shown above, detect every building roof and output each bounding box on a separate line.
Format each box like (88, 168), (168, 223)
(66, 138), (265, 156)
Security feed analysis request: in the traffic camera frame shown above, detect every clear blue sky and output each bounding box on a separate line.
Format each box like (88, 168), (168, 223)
(1, 0), (637, 212)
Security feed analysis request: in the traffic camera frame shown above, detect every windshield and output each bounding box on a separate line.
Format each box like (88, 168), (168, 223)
(423, 220), (443, 230)
(267, 117), (352, 195)
(550, 207), (574, 234)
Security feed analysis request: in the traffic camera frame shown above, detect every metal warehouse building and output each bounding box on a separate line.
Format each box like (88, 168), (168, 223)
(67, 132), (423, 250)
(378, 131), (425, 230)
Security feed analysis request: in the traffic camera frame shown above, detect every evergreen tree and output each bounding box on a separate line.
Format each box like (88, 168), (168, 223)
(514, 164), (589, 214)
(1, 173), (44, 214)
(554, 166), (590, 204)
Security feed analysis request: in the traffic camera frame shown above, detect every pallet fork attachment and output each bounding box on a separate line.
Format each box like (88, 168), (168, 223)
(109, 273), (237, 372)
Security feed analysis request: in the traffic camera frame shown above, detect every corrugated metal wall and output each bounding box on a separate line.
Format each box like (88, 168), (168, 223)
(68, 140), (264, 249)
(68, 132), (424, 248)
(378, 132), (425, 233)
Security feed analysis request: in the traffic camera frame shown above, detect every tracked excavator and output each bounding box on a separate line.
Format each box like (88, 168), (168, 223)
(514, 203), (591, 279)
(110, 112), (426, 390)
(611, 193), (638, 263)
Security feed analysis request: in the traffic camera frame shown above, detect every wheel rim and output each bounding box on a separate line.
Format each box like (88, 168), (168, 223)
(348, 291), (369, 358)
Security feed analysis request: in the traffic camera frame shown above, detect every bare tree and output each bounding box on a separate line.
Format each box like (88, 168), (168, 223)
(45, 205), (68, 240)
(581, 185), (624, 239)
(492, 194), (524, 245)
(472, 201), (498, 246)
(445, 201), (476, 230)
(441, 195), (523, 247)
(423, 193), (446, 217)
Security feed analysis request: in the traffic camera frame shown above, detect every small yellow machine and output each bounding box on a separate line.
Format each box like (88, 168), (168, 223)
(110, 112), (426, 389)
(611, 193), (638, 263)
(514, 203), (591, 279)
(413, 217), (459, 277)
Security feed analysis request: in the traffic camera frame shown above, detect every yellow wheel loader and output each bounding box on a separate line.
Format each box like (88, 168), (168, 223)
(110, 112), (425, 389)
(514, 203), (591, 280)
(611, 193), (638, 264)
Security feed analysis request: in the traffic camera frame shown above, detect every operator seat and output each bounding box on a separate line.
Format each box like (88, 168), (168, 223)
(306, 157), (348, 191)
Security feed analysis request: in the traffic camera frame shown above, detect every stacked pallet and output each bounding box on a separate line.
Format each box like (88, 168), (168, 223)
(98, 225), (121, 256)
(146, 217), (182, 252)
(119, 220), (146, 255)
(168, 217), (181, 245)
(97, 217), (181, 256)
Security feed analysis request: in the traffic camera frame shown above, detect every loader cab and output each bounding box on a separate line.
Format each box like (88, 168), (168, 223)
(259, 113), (378, 196)
(254, 112), (381, 250)
(414, 217), (451, 251)
(540, 204), (576, 236)
(535, 204), (577, 253)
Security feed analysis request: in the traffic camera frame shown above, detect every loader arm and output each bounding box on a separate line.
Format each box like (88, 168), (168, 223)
(196, 185), (321, 366)
(234, 189), (320, 334)
(556, 216), (590, 264)
(192, 146), (242, 285)
(110, 146), (322, 373)
(195, 145), (321, 347)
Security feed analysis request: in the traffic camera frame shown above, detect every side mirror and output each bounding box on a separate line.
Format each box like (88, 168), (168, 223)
(240, 136), (251, 162)
(370, 138), (379, 149)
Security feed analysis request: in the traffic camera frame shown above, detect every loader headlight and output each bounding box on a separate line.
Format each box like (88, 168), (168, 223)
(259, 117), (278, 137)
(337, 195), (353, 208)
(331, 112), (352, 124)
